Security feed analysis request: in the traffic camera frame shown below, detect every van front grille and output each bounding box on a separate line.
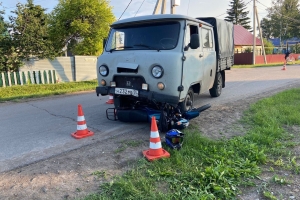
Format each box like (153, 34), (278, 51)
(113, 76), (146, 90)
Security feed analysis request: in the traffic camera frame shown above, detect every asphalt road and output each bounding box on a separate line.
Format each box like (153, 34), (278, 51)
(0, 65), (299, 172)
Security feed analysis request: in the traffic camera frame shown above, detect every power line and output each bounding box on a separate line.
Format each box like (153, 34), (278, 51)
(216, 13), (226, 18)
(245, 0), (253, 6)
(256, 0), (269, 8)
(187, 0), (191, 15)
(118, 0), (133, 20)
(134, 0), (146, 17)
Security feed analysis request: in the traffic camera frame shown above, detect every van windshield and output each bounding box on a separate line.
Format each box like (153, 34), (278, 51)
(105, 21), (180, 52)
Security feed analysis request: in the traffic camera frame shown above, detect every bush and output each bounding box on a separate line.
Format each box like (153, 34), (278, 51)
(263, 39), (274, 55)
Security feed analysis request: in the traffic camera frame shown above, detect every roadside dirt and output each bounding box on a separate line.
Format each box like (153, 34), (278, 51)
(0, 83), (300, 200)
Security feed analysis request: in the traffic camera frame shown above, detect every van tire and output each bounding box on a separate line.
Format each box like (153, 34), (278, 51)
(209, 72), (222, 97)
(179, 88), (194, 112)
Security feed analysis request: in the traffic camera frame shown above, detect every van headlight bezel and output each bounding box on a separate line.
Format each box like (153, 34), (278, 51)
(151, 65), (164, 79)
(99, 65), (109, 77)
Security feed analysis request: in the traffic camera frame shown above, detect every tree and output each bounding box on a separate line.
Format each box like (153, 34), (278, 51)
(0, 8), (6, 36)
(9, 0), (56, 66)
(291, 43), (300, 53)
(225, 0), (251, 30)
(263, 38), (274, 54)
(48, 0), (115, 56)
(260, 18), (273, 39)
(0, 8), (19, 73)
(261, 0), (300, 40)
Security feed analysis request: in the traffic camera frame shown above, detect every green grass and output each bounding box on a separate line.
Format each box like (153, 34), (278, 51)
(0, 80), (97, 102)
(84, 88), (300, 200)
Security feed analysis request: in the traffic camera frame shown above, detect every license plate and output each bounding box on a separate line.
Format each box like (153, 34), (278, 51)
(115, 88), (139, 97)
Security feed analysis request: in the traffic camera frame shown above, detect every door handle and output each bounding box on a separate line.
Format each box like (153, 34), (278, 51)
(199, 54), (203, 58)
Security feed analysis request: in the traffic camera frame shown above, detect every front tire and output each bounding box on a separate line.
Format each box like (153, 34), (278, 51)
(179, 88), (194, 112)
(209, 72), (222, 97)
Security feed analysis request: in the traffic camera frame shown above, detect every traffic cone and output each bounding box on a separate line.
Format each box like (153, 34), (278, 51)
(282, 61), (286, 70)
(71, 104), (94, 139)
(106, 94), (114, 104)
(142, 116), (170, 161)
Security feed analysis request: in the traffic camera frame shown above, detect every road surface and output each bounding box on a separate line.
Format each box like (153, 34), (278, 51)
(0, 65), (299, 172)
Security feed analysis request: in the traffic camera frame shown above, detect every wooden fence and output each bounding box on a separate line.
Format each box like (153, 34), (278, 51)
(0, 70), (57, 87)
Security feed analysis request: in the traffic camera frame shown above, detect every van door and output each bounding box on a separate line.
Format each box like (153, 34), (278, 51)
(180, 22), (204, 101)
(200, 26), (216, 92)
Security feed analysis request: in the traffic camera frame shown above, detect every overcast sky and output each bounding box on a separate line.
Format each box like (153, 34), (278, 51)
(1, 0), (272, 28)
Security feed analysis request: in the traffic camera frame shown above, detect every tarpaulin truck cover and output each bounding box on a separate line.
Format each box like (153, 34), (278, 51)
(197, 17), (234, 59)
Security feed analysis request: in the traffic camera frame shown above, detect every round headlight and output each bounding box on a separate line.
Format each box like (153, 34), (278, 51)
(99, 65), (109, 77)
(151, 65), (164, 78)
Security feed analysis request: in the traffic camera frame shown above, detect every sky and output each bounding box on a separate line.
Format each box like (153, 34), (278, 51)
(1, 0), (272, 28)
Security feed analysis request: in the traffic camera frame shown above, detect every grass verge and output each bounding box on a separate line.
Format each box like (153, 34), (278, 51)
(0, 80), (97, 102)
(84, 88), (300, 200)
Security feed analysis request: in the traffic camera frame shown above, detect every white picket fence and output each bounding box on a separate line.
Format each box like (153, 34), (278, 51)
(0, 70), (57, 87)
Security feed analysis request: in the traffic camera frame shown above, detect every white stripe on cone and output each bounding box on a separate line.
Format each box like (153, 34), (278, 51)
(77, 116), (85, 121)
(77, 124), (87, 130)
(150, 131), (160, 138)
(150, 142), (162, 149)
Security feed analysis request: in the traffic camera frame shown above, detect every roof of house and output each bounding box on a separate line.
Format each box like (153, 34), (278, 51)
(234, 25), (262, 46)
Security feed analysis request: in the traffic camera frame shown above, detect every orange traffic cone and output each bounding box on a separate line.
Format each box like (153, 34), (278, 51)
(142, 116), (170, 161)
(106, 94), (114, 104)
(282, 61), (286, 70)
(71, 104), (94, 139)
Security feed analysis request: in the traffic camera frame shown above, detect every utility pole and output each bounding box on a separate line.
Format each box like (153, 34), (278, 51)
(153, 0), (162, 14)
(153, 0), (180, 15)
(171, 0), (176, 14)
(161, 0), (167, 14)
(255, 7), (267, 64)
(253, 0), (256, 65)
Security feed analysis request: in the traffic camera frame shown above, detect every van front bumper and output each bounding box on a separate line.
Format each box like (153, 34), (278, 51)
(96, 86), (179, 105)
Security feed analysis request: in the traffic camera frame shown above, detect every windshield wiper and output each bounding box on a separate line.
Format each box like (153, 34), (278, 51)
(133, 44), (160, 52)
(109, 46), (133, 53)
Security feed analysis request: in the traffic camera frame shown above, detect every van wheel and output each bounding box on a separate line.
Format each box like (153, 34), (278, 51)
(209, 72), (222, 97)
(179, 88), (194, 112)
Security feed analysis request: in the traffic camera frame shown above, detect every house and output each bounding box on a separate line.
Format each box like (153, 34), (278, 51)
(234, 25), (262, 54)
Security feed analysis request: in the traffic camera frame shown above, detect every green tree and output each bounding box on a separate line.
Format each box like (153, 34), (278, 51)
(263, 38), (274, 54)
(0, 7), (16, 73)
(0, 8), (6, 36)
(291, 43), (300, 53)
(48, 0), (115, 56)
(260, 18), (273, 39)
(9, 0), (56, 67)
(225, 0), (251, 30)
(262, 0), (300, 40)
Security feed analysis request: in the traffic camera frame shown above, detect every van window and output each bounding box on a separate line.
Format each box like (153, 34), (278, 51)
(109, 31), (125, 50)
(202, 28), (213, 48)
(106, 22), (180, 51)
(184, 25), (199, 50)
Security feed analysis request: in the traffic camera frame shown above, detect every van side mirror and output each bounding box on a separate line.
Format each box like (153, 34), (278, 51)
(190, 34), (200, 49)
(103, 38), (107, 49)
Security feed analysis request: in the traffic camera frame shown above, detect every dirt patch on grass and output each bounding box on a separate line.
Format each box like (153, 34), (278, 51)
(1, 83), (300, 200)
